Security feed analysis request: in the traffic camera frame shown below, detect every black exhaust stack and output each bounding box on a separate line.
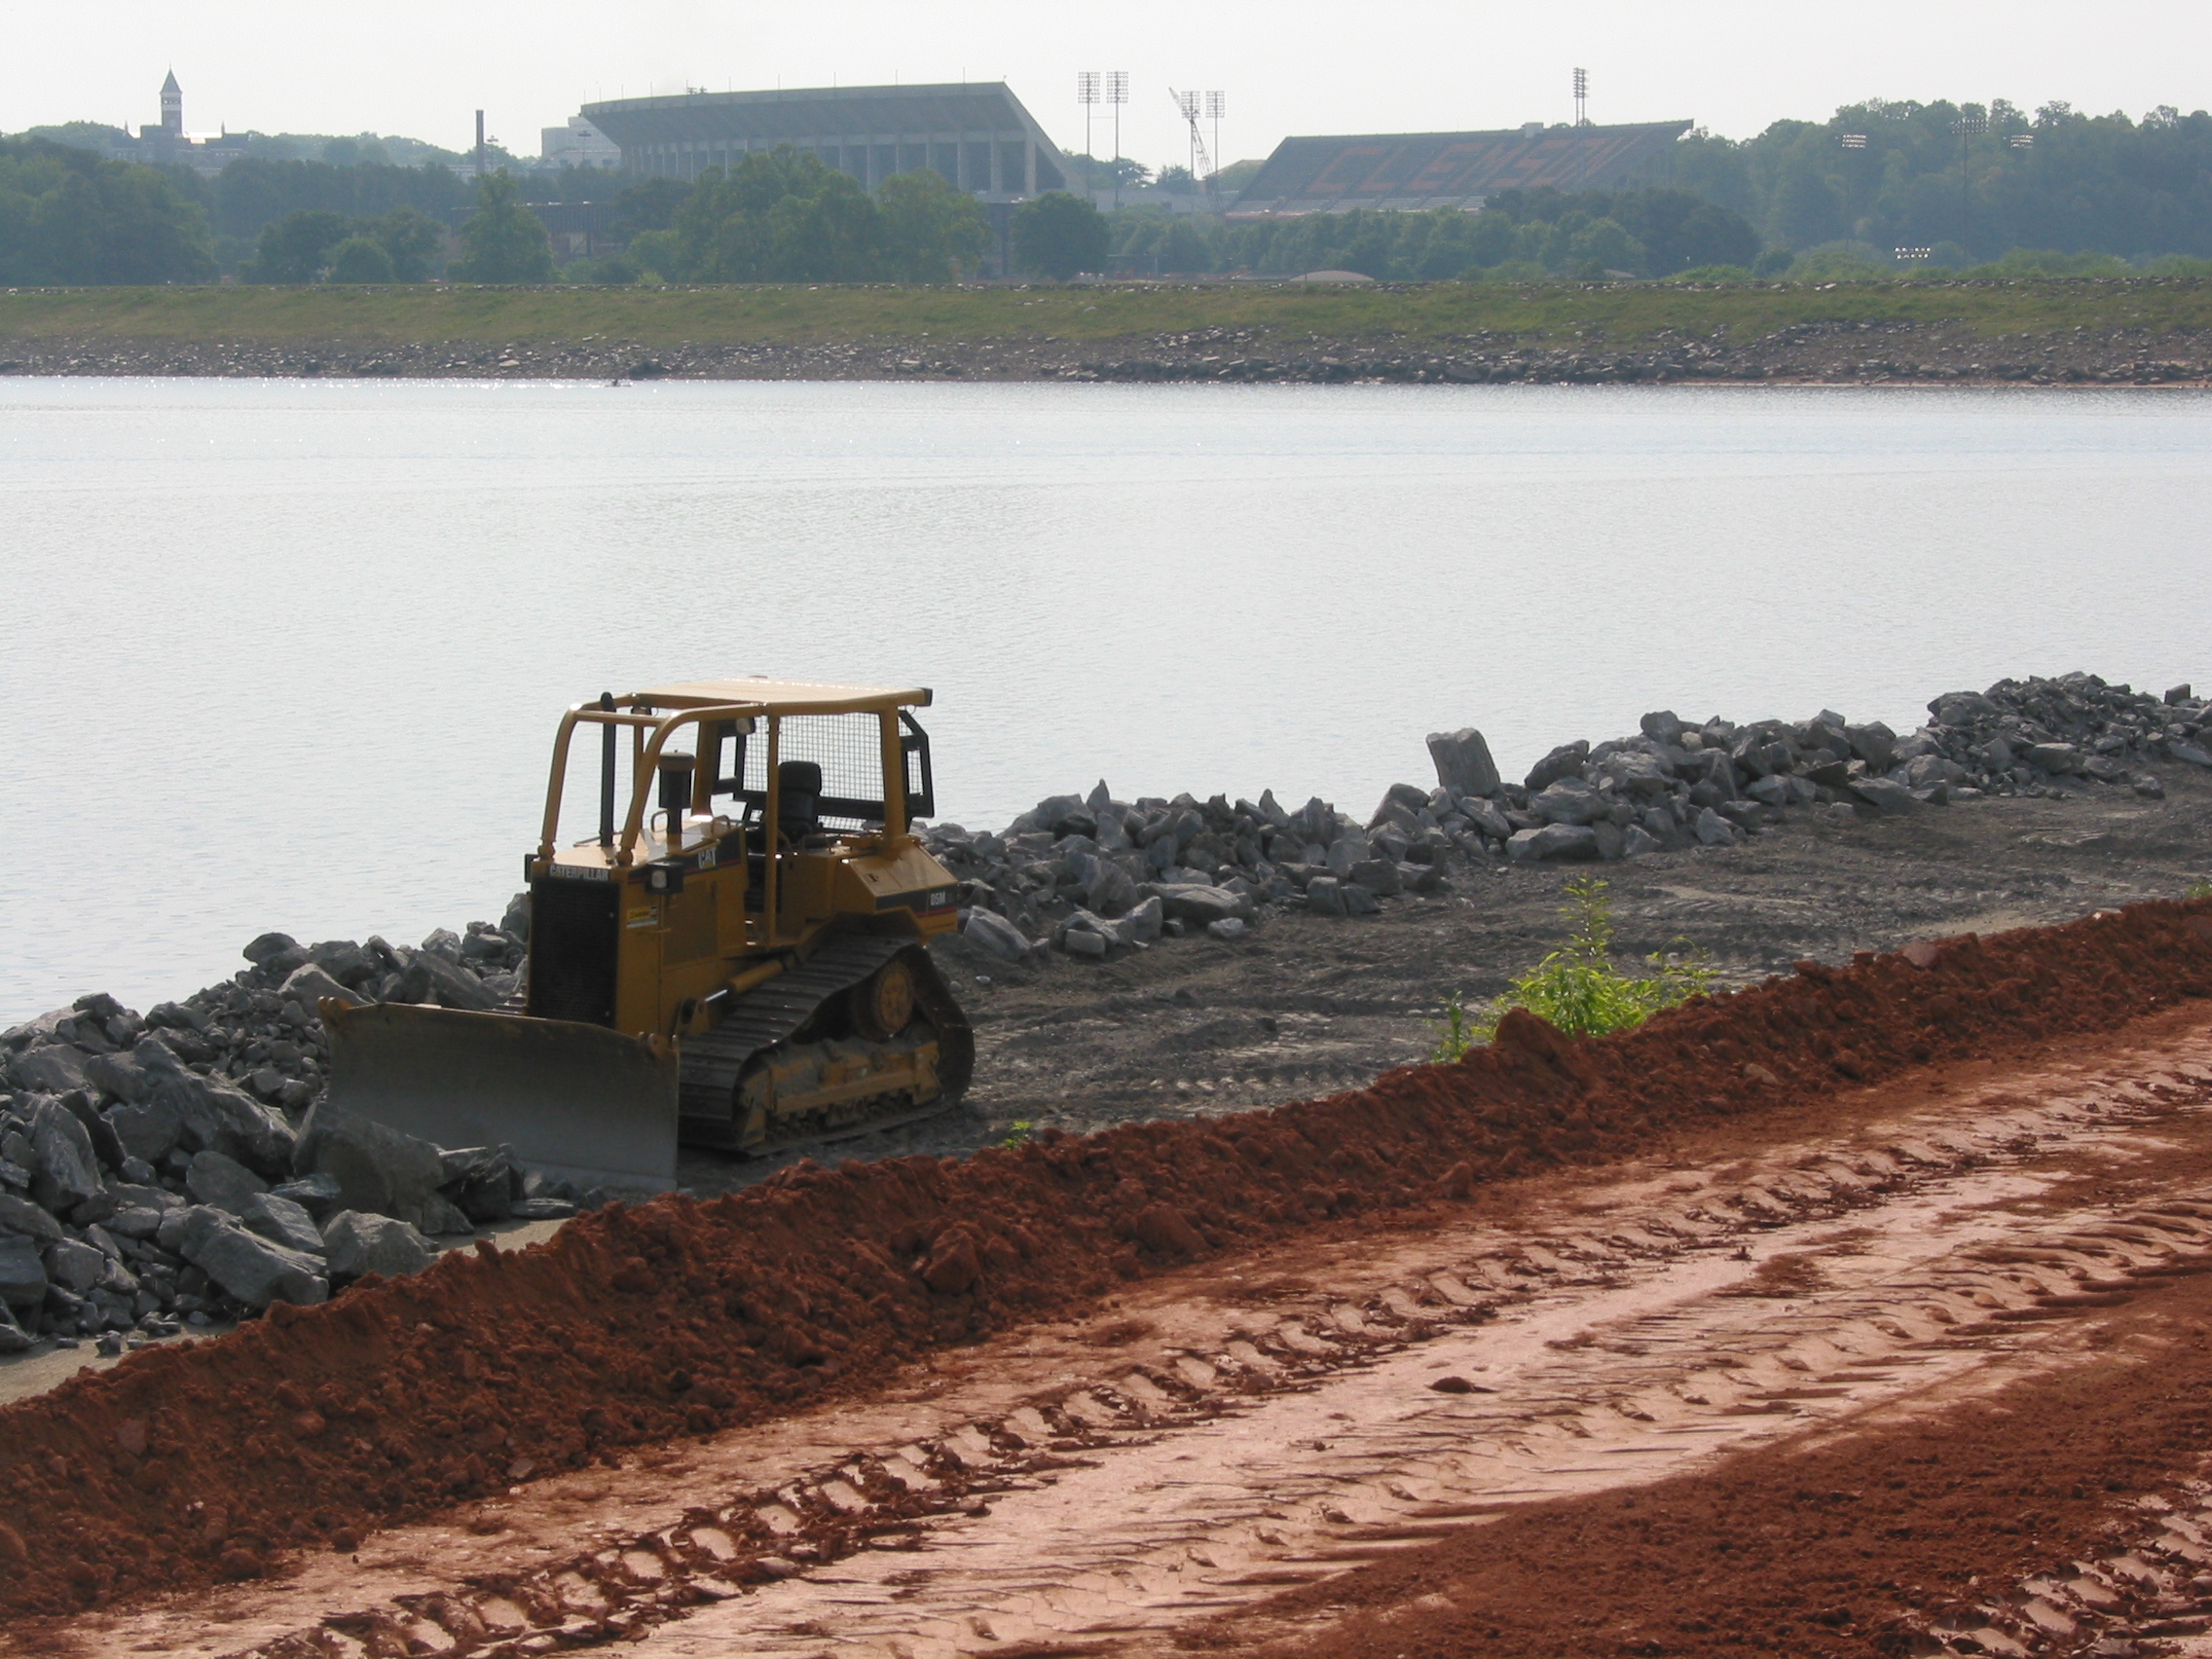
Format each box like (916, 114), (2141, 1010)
(658, 751), (696, 847)
(598, 691), (617, 847)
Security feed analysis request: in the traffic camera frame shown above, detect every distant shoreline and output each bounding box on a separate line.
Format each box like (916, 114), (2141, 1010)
(2, 278), (2208, 387)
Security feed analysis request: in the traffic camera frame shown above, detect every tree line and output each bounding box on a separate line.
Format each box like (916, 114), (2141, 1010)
(1675, 98), (2212, 266)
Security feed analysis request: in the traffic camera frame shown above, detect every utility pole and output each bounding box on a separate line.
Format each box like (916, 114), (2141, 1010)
(474, 109), (487, 179)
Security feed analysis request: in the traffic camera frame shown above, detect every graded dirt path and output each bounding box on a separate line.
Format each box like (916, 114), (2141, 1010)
(38, 1004), (2212, 1659)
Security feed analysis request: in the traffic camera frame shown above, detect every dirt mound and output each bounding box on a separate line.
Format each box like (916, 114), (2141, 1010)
(4, 900), (2209, 1616)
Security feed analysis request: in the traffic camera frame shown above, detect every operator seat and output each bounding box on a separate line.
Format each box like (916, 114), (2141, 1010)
(777, 760), (824, 841)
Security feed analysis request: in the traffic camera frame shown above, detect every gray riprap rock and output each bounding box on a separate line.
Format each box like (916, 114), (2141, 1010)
(1506, 825), (1600, 863)
(10, 1045), (91, 1096)
(107, 1205), (166, 1240)
(0, 1302), (32, 1353)
(1524, 741), (1591, 793)
(1530, 779), (1607, 827)
(1304, 875), (1348, 916)
(0, 1235), (47, 1309)
(1086, 863), (1141, 917)
(1342, 883), (1382, 915)
(1639, 710), (1684, 744)
(107, 1091), (184, 1165)
(28, 1096), (103, 1211)
(1465, 799), (1514, 842)
(1425, 728), (1500, 797)
(0, 1190), (63, 1244)
(177, 1205), (326, 1308)
(1156, 885), (1252, 926)
(322, 1210), (434, 1283)
(45, 1236), (107, 1295)
(148, 1065), (297, 1175)
(269, 1172), (345, 1219)
(1694, 808), (1737, 846)
(1346, 860), (1403, 896)
(1206, 918), (1249, 941)
(1061, 928), (1108, 960)
(1592, 821), (1627, 862)
(187, 1149), (269, 1214)
(279, 963), (367, 1014)
(2026, 742), (2083, 775)
(960, 908), (1031, 963)
(1622, 826), (1666, 858)
(242, 931), (302, 965)
(292, 1105), (453, 1235)
(1845, 721), (1898, 769)
(1905, 755), (1971, 790)
(2168, 740), (2212, 769)
(243, 1192), (326, 1256)
(81, 1050), (153, 1105)
(1848, 776), (1922, 815)
(1123, 895), (1163, 944)
(396, 949), (498, 1012)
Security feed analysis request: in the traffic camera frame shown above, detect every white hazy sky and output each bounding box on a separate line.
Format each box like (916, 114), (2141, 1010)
(9, 2), (2208, 170)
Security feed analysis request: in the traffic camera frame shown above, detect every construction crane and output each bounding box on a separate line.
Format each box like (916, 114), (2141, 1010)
(1168, 88), (1216, 195)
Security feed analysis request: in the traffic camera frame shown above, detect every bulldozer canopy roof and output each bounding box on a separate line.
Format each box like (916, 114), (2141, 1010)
(628, 679), (932, 716)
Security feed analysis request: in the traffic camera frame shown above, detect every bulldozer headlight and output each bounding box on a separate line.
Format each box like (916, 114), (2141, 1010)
(645, 860), (685, 895)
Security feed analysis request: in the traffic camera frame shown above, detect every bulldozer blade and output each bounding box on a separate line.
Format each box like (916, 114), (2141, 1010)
(321, 1002), (682, 1193)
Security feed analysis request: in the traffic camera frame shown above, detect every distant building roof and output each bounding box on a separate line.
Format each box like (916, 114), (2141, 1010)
(578, 82), (1065, 201)
(1229, 120), (1693, 217)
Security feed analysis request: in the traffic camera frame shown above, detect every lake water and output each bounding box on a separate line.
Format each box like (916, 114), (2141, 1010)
(4, 377), (2208, 1022)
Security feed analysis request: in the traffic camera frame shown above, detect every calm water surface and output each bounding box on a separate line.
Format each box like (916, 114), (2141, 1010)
(4, 377), (2208, 1020)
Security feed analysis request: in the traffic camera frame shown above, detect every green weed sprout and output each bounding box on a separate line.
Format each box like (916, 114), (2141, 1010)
(1430, 877), (1712, 1061)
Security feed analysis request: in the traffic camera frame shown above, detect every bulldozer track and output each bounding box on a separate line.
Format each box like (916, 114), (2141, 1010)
(91, 1022), (2212, 1659)
(678, 935), (921, 1148)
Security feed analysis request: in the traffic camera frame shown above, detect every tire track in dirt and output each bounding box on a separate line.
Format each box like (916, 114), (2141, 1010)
(64, 1025), (2212, 1659)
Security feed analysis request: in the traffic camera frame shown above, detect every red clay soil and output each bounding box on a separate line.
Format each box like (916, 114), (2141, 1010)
(3, 902), (2210, 1618)
(1201, 1266), (2212, 1659)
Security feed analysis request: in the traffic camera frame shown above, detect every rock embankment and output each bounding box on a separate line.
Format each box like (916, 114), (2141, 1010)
(1, 319), (2208, 386)
(931, 672), (2210, 963)
(0, 909), (579, 1347)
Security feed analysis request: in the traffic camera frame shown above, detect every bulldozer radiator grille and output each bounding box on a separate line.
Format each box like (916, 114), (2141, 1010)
(528, 878), (618, 1026)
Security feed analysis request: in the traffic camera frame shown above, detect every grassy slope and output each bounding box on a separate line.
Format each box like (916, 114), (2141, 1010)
(1, 278), (2209, 350)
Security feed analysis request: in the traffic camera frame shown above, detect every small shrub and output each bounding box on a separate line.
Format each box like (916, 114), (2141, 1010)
(1430, 877), (1712, 1061)
(2187, 879), (2212, 900)
(1001, 1119), (1035, 1147)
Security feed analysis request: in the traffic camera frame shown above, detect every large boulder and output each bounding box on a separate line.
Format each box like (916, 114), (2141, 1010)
(8, 1045), (91, 1096)
(43, 1236), (108, 1296)
(242, 1192), (327, 1256)
(27, 1096), (103, 1211)
(175, 1206), (326, 1308)
(0, 1191), (63, 1244)
(1849, 776), (1922, 815)
(959, 907), (1030, 963)
(322, 1210), (435, 1283)
(1506, 825), (1601, 863)
(292, 1106), (462, 1235)
(1525, 741), (1591, 793)
(279, 963), (369, 1013)
(0, 1235), (48, 1310)
(145, 1062), (297, 1176)
(1155, 885), (1253, 927)
(394, 950), (498, 1012)
(81, 1050), (155, 1106)
(185, 1149), (269, 1214)
(1530, 779), (1608, 827)
(1426, 728), (1500, 798)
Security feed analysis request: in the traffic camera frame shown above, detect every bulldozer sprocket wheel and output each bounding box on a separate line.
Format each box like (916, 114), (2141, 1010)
(850, 957), (917, 1041)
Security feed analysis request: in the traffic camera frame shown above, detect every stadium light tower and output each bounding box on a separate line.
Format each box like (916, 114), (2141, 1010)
(1206, 90), (1225, 189)
(1078, 70), (1099, 196)
(1107, 70), (1128, 207)
(1573, 67), (1589, 127)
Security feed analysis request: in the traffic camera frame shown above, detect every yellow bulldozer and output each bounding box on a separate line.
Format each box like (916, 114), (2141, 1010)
(320, 679), (973, 1191)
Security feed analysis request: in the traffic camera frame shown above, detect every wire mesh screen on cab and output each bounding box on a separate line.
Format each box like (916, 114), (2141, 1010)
(724, 714), (886, 830)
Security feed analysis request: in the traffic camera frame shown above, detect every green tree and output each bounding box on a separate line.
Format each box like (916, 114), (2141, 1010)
(326, 235), (394, 282)
(449, 171), (554, 282)
(240, 209), (350, 282)
(672, 148), (886, 281)
(0, 138), (215, 284)
(1012, 191), (1109, 279)
(363, 205), (443, 281)
(613, 176), (690, 237)
(877, 167), (988, 281)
